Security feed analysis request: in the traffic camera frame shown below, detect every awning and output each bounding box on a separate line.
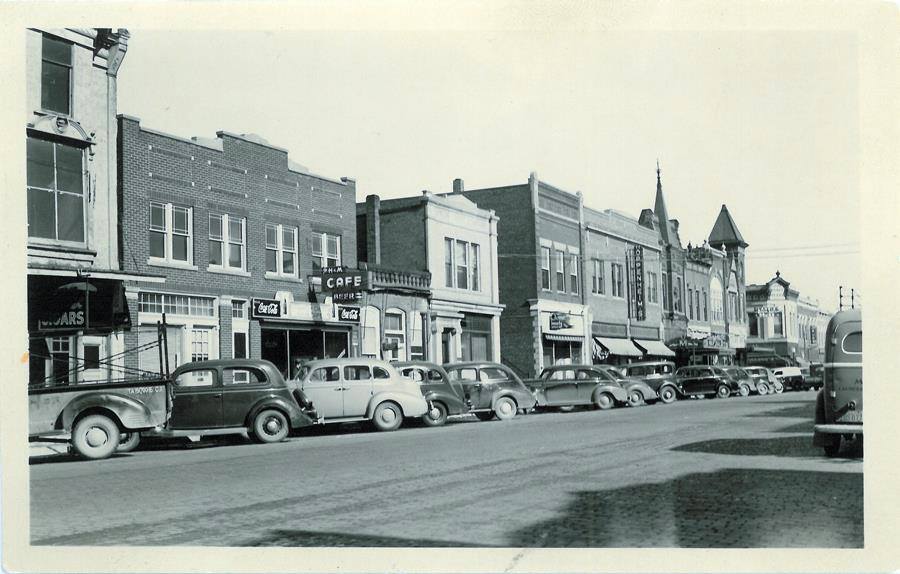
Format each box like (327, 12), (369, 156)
(632, 339), (676, 357)
(593, 336), (643, 357)
(28, 275), (131, 335)
(543, 333), (584, 343)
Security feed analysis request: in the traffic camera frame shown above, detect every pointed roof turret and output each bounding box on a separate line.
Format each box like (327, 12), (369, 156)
(654, 160), (672, 244)
(708, 204), (748, 248)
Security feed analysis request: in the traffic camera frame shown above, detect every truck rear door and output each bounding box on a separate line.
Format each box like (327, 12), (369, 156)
(827, 318), (862, 424)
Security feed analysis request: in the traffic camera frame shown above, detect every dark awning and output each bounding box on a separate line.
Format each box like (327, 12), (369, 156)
(593, 336), (643, 357)
(632, 339), (676, 357)
(28, 275), (131, 335)
(543, 333), (584, 343)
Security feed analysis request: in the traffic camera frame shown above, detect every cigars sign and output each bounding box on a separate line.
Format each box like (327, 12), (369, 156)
(251, 298), (283, 319)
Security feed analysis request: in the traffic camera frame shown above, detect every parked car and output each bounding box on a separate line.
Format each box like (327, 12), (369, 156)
(617, 361), (680, 404)
(743, 366), (783, 395)
(394, 361), (469, 426)
(814, 309), (862, 457)
(143, 359), (317, 446)
(674, 365), (735, 398)
(723, 367), (757, 397)
(806, 363), (824, 390)
(592, 365), (659, 406)
(292, 358), (428, 431)
(523, 364), (629, 411)
(772, 366), (808, 391)
(443, 362), (537, 421)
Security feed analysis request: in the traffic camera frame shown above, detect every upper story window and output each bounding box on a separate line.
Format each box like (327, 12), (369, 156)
(611, 263), (624, 298)
(702, 289), (708, 321)
(710, 277), (724, 323)
(591, 259), (605, 295)
(209, 213), (246, 271)
(149, 201), (193, 265)
(312, 232), (340, 271)
(555, 249), (565, 292)
(231, 300), (246, 319)
(138, 292), (215, 317)
(265, 223), (298, 278)
(41, 35), (72, 116)
(541, 247), (551, 290)
(687, 287), (694, 320)
(444, 237), (481, 292)
(646, 271), (658, 304)
(773, 312), (784, 337)
(662, 272), (669, 310)
(568, 253), (579, 295)
(26, 137), (85, 244)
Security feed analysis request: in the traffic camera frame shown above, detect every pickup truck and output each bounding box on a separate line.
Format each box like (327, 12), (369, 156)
(29, 378), (170, 460)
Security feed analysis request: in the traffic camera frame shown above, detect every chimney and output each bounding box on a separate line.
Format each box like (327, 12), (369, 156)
(365, 194), (381, 265)
(452, 178), (465, 193)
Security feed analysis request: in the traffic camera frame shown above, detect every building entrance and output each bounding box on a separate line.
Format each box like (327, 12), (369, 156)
(261, 327), (350, 379)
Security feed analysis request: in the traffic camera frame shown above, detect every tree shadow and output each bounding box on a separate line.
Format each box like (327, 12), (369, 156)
(241, 529), (488, 547)
(744, 402), (816, 419)
(506, 468), (863, 548)
(29, 452), (133, 465)
(672, 435), (863, 460)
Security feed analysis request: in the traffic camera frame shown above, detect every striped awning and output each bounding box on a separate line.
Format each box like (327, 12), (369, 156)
(543, 333), (584, 343)
(632, 339), (676, 357)
(593, 336), (643, 357)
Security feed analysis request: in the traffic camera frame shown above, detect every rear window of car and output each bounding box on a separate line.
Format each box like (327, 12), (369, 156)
(344, 366), (372, 380)
(176, 368), (216, 387)
(842, 331), (862, 354)
(223, 367), (267, 385)
(427, 369), (445, 382)
(373, 366), (391, 379)
(448, 368), (478, 382)
(401, 368), (424, 382)
(481, 367), (509, 381)
(309, 366), (339, 382)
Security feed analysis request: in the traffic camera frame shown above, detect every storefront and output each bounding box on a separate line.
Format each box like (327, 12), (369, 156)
(590, 321), (641, 365)
(669, 331), (735, 366)
(540, 308), (588, 369)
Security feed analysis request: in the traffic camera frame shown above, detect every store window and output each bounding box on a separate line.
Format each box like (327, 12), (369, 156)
(209, 213), (246, 271)
(26, 137), (85, 243)
(265, 223), (298, 277)
(149, 202), (193, 265)
(409, 312), (425, 360)
(361, 306), (381, 358)
(311, 232), (341, 271)
(384, 309), (406, 361)
(461, 313), (492, 361)
(41, 35), (72, 115)
(541, 247), (551, 290)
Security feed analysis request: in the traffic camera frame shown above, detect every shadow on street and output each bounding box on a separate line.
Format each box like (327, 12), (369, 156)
(743, 401), (816, 419)
(506, 468), (863, 548)
(672, 434), (862, 460)
(243, 529), (487, 547)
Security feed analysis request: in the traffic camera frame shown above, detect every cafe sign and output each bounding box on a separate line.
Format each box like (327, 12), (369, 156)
(251, 298), (283, 319)
(322, 267), (367, 293)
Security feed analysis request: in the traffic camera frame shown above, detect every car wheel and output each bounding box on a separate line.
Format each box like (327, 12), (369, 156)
(494, 397), (518, 421)
(739, 384), (750, 397)
(422, 402), (448, 427)
(117, 432), (141, 453)
(72, 414), (120, 460)
(658, 385), (677, 404)
(474, 411), (495, 422)
(823, 437), (842, 458)
(627, 390), (644, 407)
(716, 385), (731, 399)
(253, 409), (289, 443)
(372, 401), (404, 431)
(774, 382), (784, 394)
(757, 383), (769, 396)
(593, 392), (614, 411)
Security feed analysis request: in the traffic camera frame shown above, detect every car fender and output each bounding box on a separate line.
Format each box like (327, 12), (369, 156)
(594, 384), (628, 403)
(60, 393), (156, 432)
(489, 389), (537, 411)
(624, 381), (658, 400)
(246, 395), (312, 429)
(424, 389), (468, 415)
(366, 391), (429, 418)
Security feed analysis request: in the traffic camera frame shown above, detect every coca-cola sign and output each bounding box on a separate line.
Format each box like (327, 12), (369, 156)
(251, 298), (282, 319)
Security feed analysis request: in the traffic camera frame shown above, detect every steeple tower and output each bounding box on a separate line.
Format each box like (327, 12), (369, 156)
(654, 160), (672, 244)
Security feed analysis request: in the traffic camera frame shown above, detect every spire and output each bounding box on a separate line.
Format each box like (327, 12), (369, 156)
(708, 204), (748, 248)
(654, 160), (671, 244)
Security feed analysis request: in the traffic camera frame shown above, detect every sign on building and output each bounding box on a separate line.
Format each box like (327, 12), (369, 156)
(321, 266), (367, 302)
(549, 312), (573, 330)
(337, 306), (361, 322)
(626, 245), (646, 321)
(251, 298), (282, 319)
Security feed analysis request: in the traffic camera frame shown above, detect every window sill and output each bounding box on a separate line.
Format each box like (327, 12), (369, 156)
(147, 259), (198, 271)
(208, 266), (251, 277)
(28, 241), (96, 255)
(265, 272), (303, 283)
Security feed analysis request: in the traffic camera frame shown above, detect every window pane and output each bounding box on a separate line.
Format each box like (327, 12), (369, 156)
(172, 208), (189, 234)
(172, 234), (188, 261)
(228, 218), (243, 242)
(282, 251), (295, 275)
(26, 138), (54, 189)
(311, 234), (322, 256)
(384, 313), (403, 331)
(57, 192), (84, 242)
(55, 145), (83, 193)
(373, 367), (390, 379)
(228, 242), (243, 268)
(83, 345), (101, 370)
(326, 235), (339, 257)
(265, 224), (277, 248)
(444, 239), (453, 288)
(149, 231), (165, 258)
(209, 214), (222, 239)
(41, 61), (70, 115)
(265, 249), (277, 273)
(150, 203), (166, 229)
(27, 188), (56, 239)
(209, 240), (222, 265)
(42, 36), (71, 65)
(282, 227), (295, 248)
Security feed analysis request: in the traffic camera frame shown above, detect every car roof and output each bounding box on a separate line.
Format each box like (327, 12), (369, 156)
(624, 361), (675, 367)
(444, 361), (507, 369)
(173, 358), (278, 371)
(304, 358), (396, 369)
(544, 364), (597, 370)
(393, 361), (447, 372)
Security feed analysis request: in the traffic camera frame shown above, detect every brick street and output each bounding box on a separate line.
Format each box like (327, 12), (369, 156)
(29, 391), (862, 548)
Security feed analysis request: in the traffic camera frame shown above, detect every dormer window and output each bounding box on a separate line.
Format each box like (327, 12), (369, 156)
(41, 35), (72, 116)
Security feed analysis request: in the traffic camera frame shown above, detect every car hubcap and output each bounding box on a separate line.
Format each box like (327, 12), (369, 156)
(264, 418), (282, 435)
(500, 401), (512, 416)
(429, 407), (441, 420)
(86, 427), (109, 448)
(381, 409), (397, 424)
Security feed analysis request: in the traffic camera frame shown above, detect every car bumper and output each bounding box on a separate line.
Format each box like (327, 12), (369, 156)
(814, 423), (863, 435)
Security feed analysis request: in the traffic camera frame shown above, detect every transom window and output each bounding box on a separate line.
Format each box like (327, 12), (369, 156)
(311, 232), (341, 271)
(265, 223), (299, 277)
(26, 137), (85, 243)
(138, 292), (215, 317)
(149, 202), (193, 264)
(41, 35), (72, 115)
(209, 213), (246, 271)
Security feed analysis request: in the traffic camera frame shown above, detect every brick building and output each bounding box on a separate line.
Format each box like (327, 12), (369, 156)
(117, 115), (361, 379)
(357, 186), (503, 363)
(451, 173), (590, 378)
(25, 28), (141, 386)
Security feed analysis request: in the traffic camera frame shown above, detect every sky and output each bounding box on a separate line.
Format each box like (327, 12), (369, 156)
(118, 29), (861, 312)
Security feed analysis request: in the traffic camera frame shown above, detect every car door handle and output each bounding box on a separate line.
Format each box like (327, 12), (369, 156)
(212, 393), (222, 398)
(334, 387), (344, 391)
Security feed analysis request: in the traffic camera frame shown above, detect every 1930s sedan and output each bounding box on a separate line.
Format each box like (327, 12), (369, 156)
(394, 361), (469, 427)
(593, 365), (659, 407)
(144, 359), (317, 446)
(744, 366), (783, 394)
(674, 365), (735, 398)
(293, 358), (429, 431)
(723, 367), (758, 397)
(524, 364), (629, 411)
(444, 362), (537, 421)
(618, 361), (681, 404)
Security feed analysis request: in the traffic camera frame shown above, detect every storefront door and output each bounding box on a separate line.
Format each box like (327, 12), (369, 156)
(79, 335), (108, 384)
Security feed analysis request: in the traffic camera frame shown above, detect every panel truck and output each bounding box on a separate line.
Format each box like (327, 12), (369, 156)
(813, 309), (862, 457)
(28, 322), (172, 460)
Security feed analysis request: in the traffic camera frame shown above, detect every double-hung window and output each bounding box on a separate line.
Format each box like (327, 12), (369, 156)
(312, 232), (341, 271)
(149, 202), (193, 265)
(208, 213), (246, 271)
(569, 253), (579, 294)
(541, 247), (551, 290)
(469, 244), (480, 292)
(592, 259), (605, 295)
(265, 223), (298, 277)
(455, 240), (468, 290)
(41, 35), (72, 115)
(26, 137), (85, 243)
(647, 271), (658, 303)
(611, 263), (624, 298)
(555, 250), (566, 292)
(687, 288), (694, 319)
(444, 238), (481, 291)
